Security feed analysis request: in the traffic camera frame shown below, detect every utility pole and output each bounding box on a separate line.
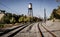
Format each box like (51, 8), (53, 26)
(44, 8), (46, 23)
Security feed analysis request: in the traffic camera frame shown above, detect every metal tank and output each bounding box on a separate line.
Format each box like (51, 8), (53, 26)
(28, 3), (32, 9)
(28, 3), (33, 17)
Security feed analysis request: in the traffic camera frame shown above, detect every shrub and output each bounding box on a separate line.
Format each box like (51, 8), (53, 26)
(0, 24), (4, 28)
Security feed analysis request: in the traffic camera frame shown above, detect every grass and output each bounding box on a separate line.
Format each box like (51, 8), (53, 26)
(0, 24), (4, 28)
(0, 23), (22, 28)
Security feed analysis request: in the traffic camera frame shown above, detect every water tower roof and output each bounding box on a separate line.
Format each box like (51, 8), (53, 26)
(29, 3), (32, 4)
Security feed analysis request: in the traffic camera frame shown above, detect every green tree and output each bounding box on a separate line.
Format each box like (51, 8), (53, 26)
(1, 15), (10, 24)
(50, 6), (60, 20)
(10, 17), (16, 24)
(18, 17), (24, 23)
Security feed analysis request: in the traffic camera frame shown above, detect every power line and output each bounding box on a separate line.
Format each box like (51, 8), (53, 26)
(0, 2), (17, 13)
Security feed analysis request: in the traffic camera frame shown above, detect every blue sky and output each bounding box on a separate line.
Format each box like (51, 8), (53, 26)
(0, 0), (60, 18)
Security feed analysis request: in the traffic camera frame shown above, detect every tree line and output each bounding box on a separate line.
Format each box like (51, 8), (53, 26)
(49, 6), (60, 20)
(1, 12), (42, 24)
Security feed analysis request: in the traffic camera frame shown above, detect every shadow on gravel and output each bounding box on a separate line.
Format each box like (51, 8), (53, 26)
(26, 24), (34, 32)
(43, 30), (60, 33)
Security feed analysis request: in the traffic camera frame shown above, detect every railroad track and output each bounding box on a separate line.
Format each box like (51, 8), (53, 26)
(38, 22), (57, 37)
(0, 23), (33, 37)
(0, 22), (57, 37)
(37, 23), (44, 37)
(0, 23), (28, 36)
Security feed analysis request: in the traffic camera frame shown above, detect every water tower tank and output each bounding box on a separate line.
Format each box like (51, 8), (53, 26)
(28, 3), (32, 9)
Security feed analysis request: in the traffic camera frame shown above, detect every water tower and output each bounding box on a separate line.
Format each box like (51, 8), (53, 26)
(28, 3), (33, 17)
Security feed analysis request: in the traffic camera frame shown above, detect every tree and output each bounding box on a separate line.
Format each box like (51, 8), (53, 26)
(18, 17), (24, 23)
(50, 6), (60, 20)
(10, 17), (16, 24)
(1, 15), (10, 24)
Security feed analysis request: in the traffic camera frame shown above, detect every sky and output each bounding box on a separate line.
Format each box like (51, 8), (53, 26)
(0, 0), (60, 18)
